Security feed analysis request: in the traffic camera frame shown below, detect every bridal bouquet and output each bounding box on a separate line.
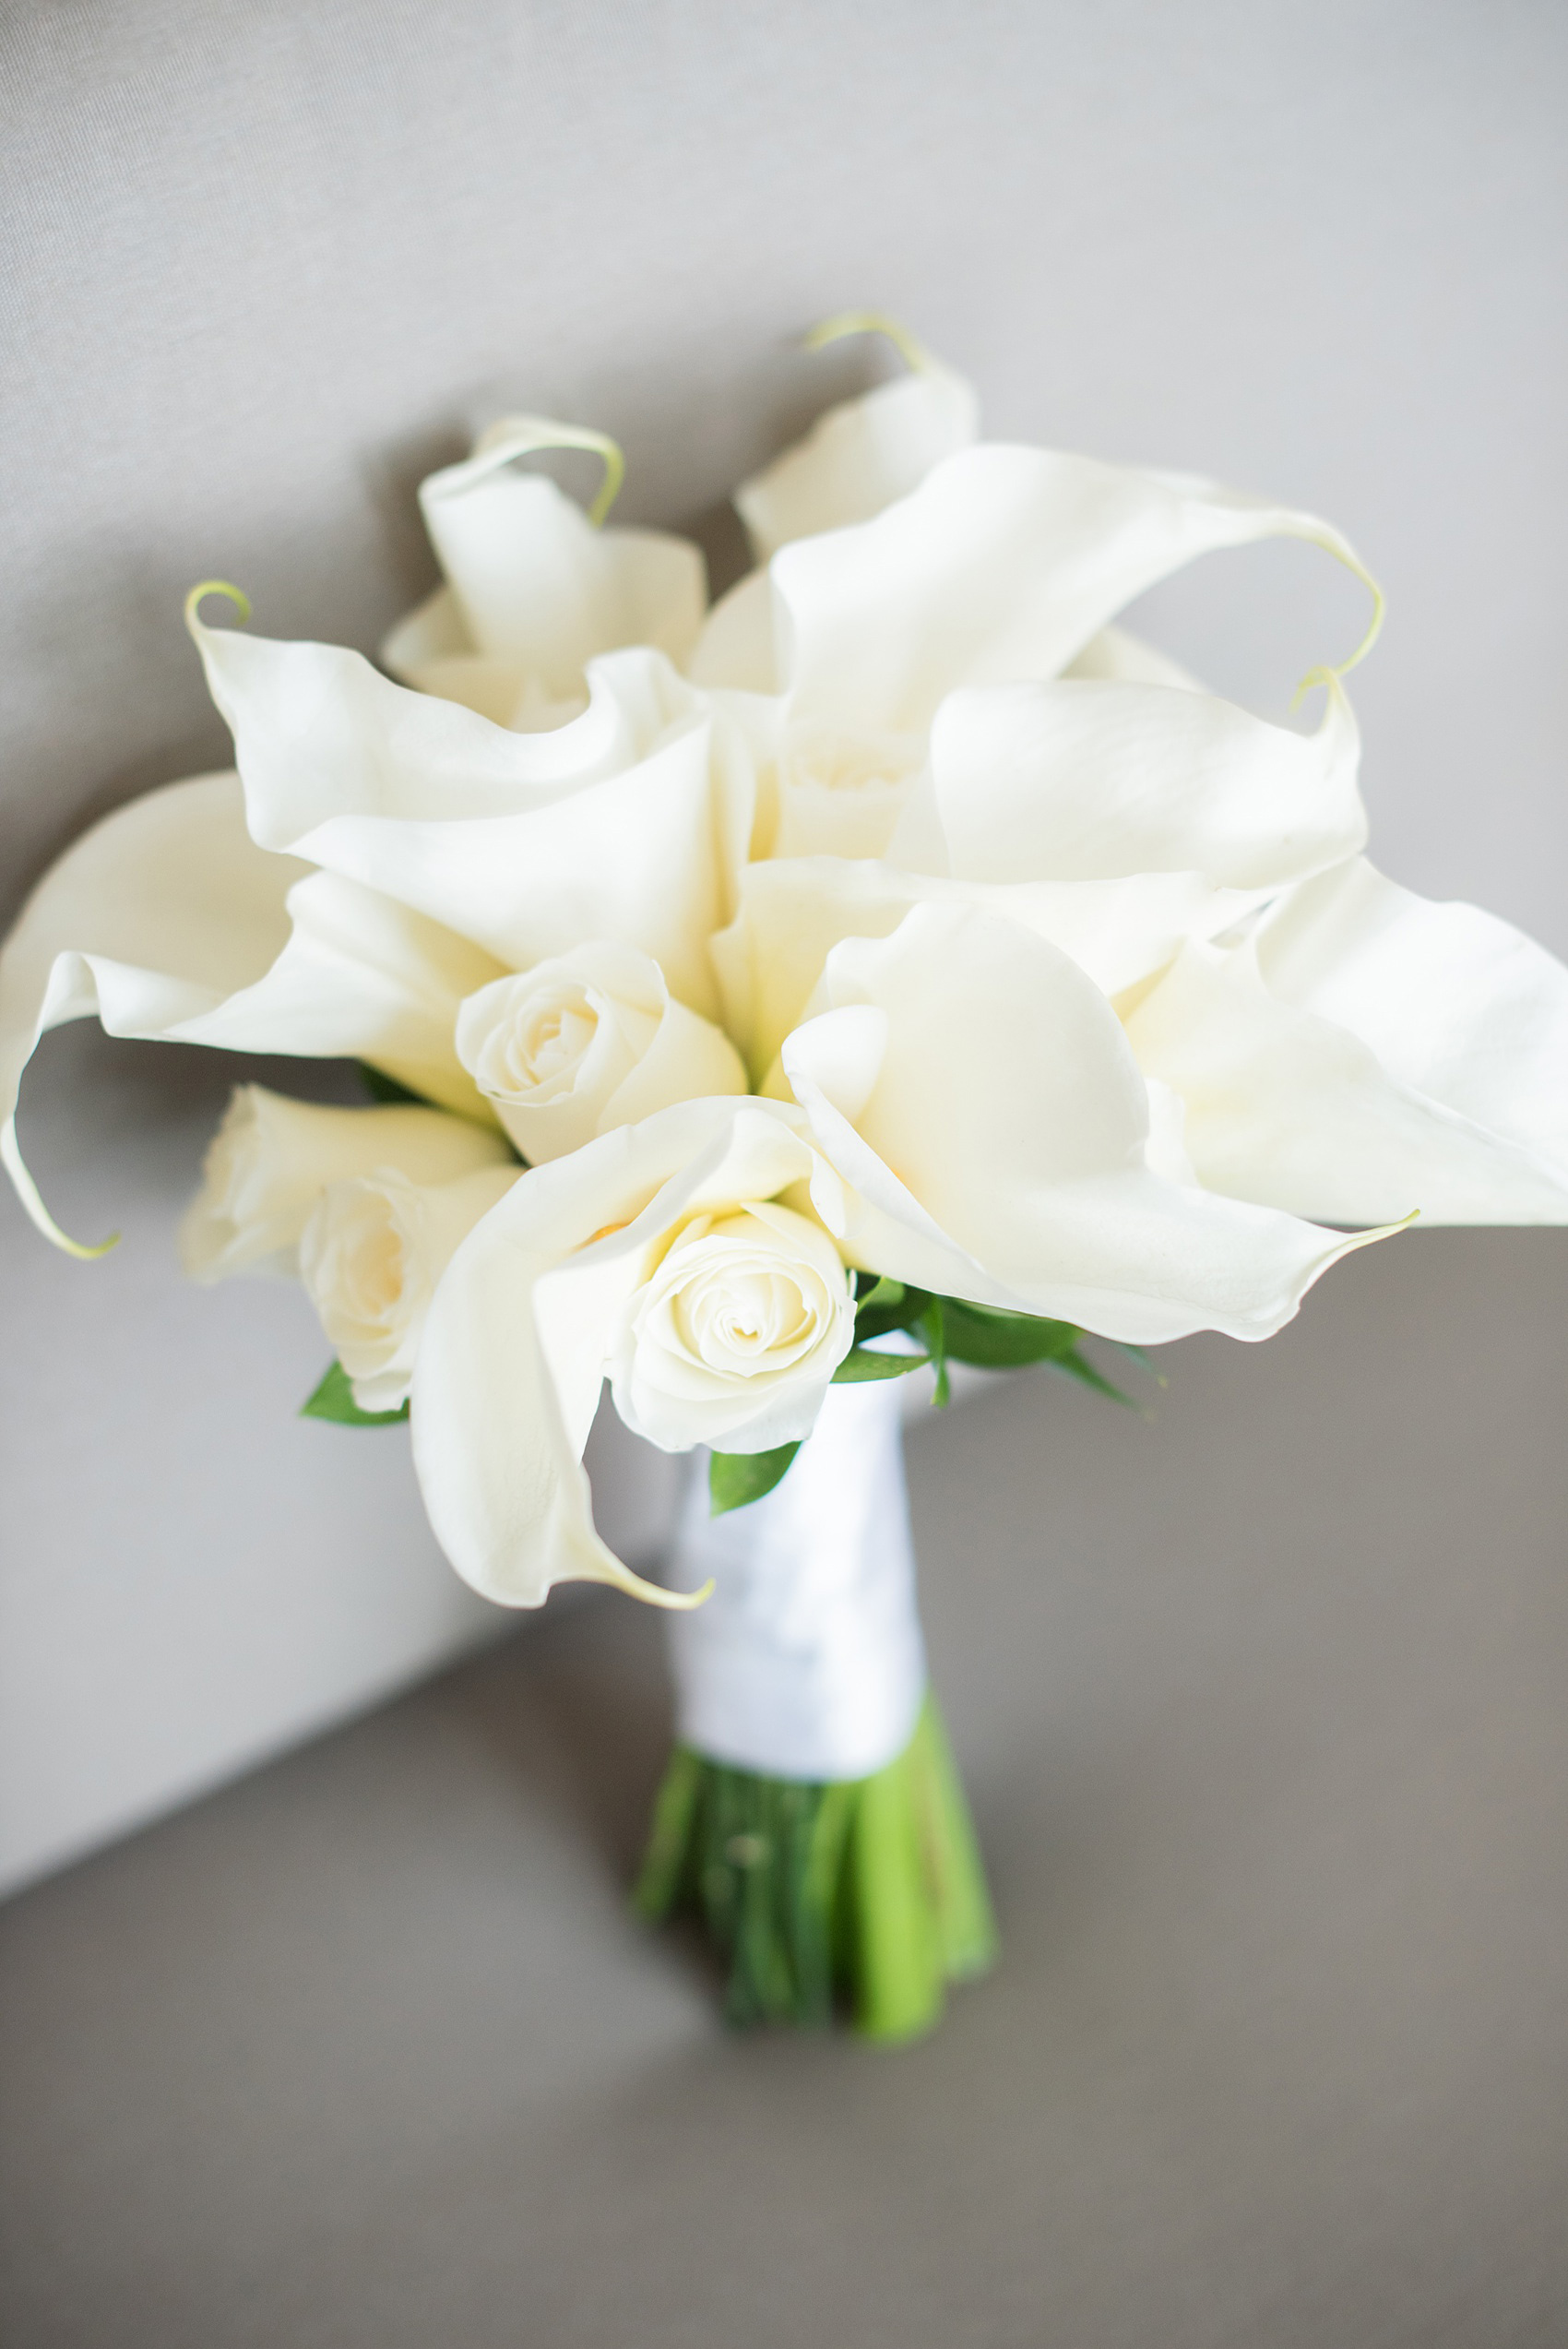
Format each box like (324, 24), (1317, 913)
(6, 318), (1566, 2041)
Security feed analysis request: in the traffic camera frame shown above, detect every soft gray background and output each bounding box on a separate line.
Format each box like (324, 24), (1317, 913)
(1, 22), (1565, 2325)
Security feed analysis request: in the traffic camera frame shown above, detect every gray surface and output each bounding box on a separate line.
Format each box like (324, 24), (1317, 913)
(4, 0), (1566, 1890)
(3, 1226), (1565, 2349)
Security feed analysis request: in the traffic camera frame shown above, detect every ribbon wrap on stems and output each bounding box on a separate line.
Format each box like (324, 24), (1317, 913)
(664, 1377), (928, 1781)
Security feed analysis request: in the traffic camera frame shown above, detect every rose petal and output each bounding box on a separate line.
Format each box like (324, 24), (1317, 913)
(181, 1086), (513, 1282)
(303, 1162), (518, 1412)
(456, 940), (747, 1162)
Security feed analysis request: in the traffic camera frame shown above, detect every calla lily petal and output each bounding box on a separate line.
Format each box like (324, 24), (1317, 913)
(930, 671), (1366, 891)
(381, 415), (706, 719)
(381, 590), (589, 730)
(780, 902), (1393, 1343)
(192, 869), (505, 1118)
(687, 567), (779, 694)
(712, 854), (1258, 1081)
(771, 444), (1381, 733)
(191, 614), (754, 1018)
(1062, 623), (1205, 691)
(0, 772), (310, 1250)
(735, 321), (979, 562)
(1126, 860), (1568, 1225)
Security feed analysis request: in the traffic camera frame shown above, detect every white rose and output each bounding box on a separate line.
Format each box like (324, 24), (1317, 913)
(299, 1163), (517, 1413)
(455, 941), (747, 1163)
(179, 1084), (514, 1282)
(610, 1200), (855, 1455)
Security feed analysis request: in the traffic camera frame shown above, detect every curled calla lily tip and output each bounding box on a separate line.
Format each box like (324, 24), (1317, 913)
(803, 312), (933, 374)
(436, 417), (626, 528)
(184, 579), (251, 634)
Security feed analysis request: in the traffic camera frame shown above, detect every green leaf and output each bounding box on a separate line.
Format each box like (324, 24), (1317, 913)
(918, 1297), (951, 1408)
(939, 1301), (1084, 1368)
(709, 1442), (800, 1516)
(356, 1061), (430, 1107)
(855, 1278), (931, 1345)
(300, 1360), (410, 1426)
(1048, 1346), (1137, 1410)
(832, 1345), (932, 1383)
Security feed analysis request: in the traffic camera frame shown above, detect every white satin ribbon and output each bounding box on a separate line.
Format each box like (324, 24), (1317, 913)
(664, 1377), (927, 1781)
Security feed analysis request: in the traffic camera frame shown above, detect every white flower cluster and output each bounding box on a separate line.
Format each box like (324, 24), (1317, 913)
(4, 320), (1565, 1609)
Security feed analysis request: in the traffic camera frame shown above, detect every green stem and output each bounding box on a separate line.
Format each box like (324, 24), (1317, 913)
(633, 1695), (996, 2044)
(909, 1700), (1000, 1983)
(844, 1736), (944, 2042)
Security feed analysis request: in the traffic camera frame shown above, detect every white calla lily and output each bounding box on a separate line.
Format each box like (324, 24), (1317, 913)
(383, 416), (706, 726)
(778, 901), (1393, 1344)
(0, 773), (310, 1251)
(180, 1085), (513, 1282)
(191, 607), (753, 1020)
(734, 316), (980, 563)
(715, 442), (1379, 732)
(300, 1162), (519, 1413)
(1126, 859), (1568, 1225)
(0, 758), (519, 1250)
(455, 940), (747, 1162)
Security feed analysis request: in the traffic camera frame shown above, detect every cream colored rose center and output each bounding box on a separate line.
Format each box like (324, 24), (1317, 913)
(338, 1210), (408, 1328)
(672, 1265), (817, 1368)
(641, 1210), (845, 1382)
(511, 990), (598, 1087)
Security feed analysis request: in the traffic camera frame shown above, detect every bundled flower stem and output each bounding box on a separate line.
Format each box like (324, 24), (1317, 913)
(635, 1697), (996, 2041)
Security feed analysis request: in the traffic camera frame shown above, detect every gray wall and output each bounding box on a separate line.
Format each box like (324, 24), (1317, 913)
(3, 0), (1564, 1894)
